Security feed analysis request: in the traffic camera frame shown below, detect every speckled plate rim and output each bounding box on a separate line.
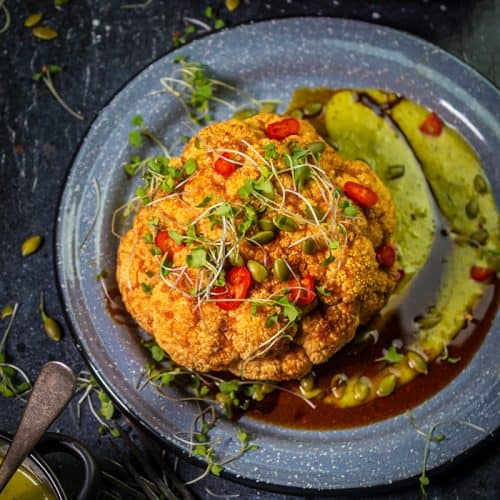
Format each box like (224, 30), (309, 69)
(54, 17), (500, 493)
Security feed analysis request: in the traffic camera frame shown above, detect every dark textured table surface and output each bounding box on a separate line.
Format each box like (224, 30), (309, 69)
(1, 1), (499, 499)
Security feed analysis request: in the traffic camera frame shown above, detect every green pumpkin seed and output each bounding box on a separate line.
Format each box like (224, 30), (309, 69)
(229, 251), (244, 267)
(273, 258), (290, 281)
(302, 238), (317, 254)
(32, 26), (58, 40)
(301, 388), (324, 400)
(386, 164), (405, 180)
(258, 219), (275, 232)
(473, 174), (488, 194)
(407, 351), (428, 374)
(465, 199), (479, 219)
(24, 12), (43, 28)
(261, 383), (275, 394)
(376, 374), (397, 397)
(353, 376), (371, 401)
(470, 228), (489, 246)
(1, 304), (14, 320)
(21, 235), (43, 257)
(251, 385), (265, 401)
(331, 374), (347, 399)
(43, 317), (62, 342)
(289, 109), (303, 119)
(273, 215), (298, 232)
(232, 108), (257, 120)
(418, 310), (442, 329)
(248, 230), (275, 245)
(259, 102), (277, 114)
(302, 102), (322, 117)
(307, 141), (326, 155)
(299, 374), (315, 392)
(247, 260), (268, 283)
(304, 204), (325, 222)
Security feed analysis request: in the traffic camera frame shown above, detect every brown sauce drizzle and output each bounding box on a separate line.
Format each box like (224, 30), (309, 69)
(247, 280), (498, 429)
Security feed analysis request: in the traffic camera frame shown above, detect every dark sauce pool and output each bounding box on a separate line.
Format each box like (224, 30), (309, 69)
(247, 280), (498, 429)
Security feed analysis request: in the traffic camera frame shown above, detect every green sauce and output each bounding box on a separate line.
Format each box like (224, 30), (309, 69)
(286, 88), (499, 408)
(0, 456), (56, 500)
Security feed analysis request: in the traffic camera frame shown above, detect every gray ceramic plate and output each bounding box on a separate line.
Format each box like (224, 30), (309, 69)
(56, 18), (500, 492)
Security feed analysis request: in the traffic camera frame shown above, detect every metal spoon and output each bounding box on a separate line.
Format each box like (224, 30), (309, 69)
(0, 361), (76, 491)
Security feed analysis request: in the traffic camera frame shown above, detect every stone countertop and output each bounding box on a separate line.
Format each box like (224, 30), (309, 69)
(0, 1), (499, 499)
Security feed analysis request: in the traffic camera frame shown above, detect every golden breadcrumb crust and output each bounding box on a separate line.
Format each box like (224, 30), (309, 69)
(116, 114), (397, 381)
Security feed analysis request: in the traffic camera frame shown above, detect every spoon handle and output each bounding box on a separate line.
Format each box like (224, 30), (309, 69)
(0, 361), (76, 491)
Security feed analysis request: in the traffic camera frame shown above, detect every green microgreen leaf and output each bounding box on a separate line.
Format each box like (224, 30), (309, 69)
(141, 283), (153, 295)
(144, 232), (154, 244)
(186, 247), (207, 268)
(128, 130), (143, 147)
(184, 158), (197, 175)
(210, 464), (223, 476)
(151, 345), (165, 362)
(219, 380), (240, 393)
(214, 19), (225, 29)
(130, 114), (144, 126)
(168, 230), (185, 245)
(263, 143), (279, 160)
(381, 345), (403, 364)
(265, 313), (279, 328)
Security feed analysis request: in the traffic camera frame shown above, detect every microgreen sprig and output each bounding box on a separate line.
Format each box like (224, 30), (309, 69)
(0, 303), (32, 398)
(33, 65), (84, 120)
(406, 411), (485, 498)
(0, 0), (10, 34)
(76, 371), (121, 437)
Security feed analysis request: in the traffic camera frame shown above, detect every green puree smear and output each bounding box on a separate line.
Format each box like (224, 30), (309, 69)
(287, 88), (499, 408)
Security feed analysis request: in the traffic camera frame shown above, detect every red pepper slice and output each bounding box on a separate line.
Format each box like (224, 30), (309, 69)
(214, 153), (236, 177)
(289, 274), (316, 306)
(419, 112), (443, 137)
(266, 117), (300, 140)
(213, 266), (252, 310)
(343, 181), (378, 207)
(376, 244), (396, 268)
(470, 265), (495, 282)
(155, 230), (184, 256)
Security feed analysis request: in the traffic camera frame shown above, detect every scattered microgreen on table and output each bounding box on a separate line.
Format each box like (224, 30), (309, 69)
(0, 303), (32, 398)
(33, 65), (84, 120)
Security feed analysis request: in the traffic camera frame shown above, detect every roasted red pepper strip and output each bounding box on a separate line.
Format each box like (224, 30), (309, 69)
(470, 265), (495, 282)
(155, 230), (184, 256)
(214, 153), (236, 177)
(266, 117), (300, 140)
(343, 181), (378, 207)
(289, 274), (316, 306)
(419, 111), (443, 136)
(213, 266), (252, 310)
(376, 244), (396, 268)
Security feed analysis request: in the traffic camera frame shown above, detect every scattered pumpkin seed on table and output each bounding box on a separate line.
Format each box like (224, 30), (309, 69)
(21, 235), (43, 256)
(32, 26), (58, 40)
(24, 12), (43, 28)
(1, 304), (14, 320)
(38, 292), (62, 342)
